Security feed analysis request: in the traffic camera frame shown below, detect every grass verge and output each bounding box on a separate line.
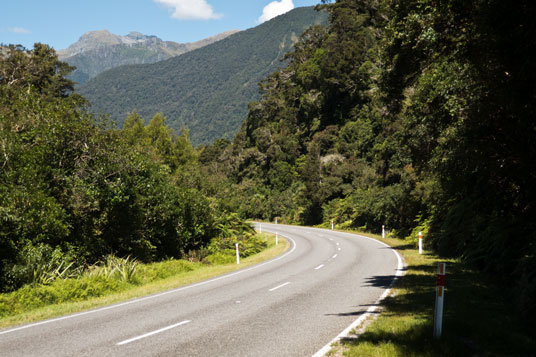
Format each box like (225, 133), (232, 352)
(0, 233), (288, 329)
(329, 231), (536, 356)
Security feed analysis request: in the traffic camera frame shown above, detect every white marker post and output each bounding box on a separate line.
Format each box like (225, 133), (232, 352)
(275, 217), (278, 224)
(418, 231), (423, 254)
(331, 220), (334, 230)
(382, 225), (385, 239)
(434, 262), (446, 339)
(276, 232), (279, 246)
(259, 224), (262, 233)
(235, 243), (240, 265)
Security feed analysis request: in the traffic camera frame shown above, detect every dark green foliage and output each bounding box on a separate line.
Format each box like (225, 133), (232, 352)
(203, 0), (535, 315)
(219, 1), (395, 226)
(77, 7), (328, 145)
(0, 43), (77, 99)
(206, 212), (266, 264)
(379, 0), (536, 314)
(0, 44), (246, 293)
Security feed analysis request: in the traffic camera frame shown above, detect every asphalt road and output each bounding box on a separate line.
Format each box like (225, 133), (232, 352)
(0, 224), (402, 356)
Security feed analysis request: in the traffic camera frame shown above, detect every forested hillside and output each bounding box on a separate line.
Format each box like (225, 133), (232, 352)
(0, 44), (253, 293)
(78, 7), (328, 145)
(201, 0), (536, 314)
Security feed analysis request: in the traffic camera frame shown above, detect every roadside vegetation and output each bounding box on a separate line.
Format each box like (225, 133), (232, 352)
(327, 231), (536, 356)
(0, 44), (273, 300)
(0, 232), (287, 328)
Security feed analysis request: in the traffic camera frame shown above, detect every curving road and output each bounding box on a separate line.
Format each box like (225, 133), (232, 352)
(0, 224), (403, 356)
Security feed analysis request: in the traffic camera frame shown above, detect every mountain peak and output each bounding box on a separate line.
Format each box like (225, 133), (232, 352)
(58, 30), (125, 58)
(127, 31), (145, 39)
(58, 29), (242, 84)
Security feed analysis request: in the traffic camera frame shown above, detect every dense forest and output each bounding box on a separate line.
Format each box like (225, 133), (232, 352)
(200, 0), (535, 314)
(0, 44), (256, 292)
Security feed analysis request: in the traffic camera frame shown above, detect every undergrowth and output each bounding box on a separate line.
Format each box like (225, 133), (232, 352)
(0, 233), (270, 321)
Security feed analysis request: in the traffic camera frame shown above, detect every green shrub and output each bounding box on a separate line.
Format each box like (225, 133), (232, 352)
(87, 255), (139, 283)
(205, 252), (236, 265)
(136, 259), (197, 282)
(405, 215), (432, 246)
(7, 243), (81, 289)
(205, 233), (267, 265)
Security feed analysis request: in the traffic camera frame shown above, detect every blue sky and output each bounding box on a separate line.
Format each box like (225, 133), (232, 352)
(1, 0), (322, 50)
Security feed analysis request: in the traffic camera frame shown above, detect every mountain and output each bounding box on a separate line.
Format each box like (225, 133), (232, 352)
(58, 30), (239, 84)
(77, 6), (328, 145)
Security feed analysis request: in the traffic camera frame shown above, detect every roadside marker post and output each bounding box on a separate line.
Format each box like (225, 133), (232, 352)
(382, 225), (385, 239)
(235, 243), (240, 264)
(259, 224), (262, 233)
(275, 217), (278, 224)
(434, 262), (446, 339)
(331, 220), (334, 230)
(418, 231), (423, 254)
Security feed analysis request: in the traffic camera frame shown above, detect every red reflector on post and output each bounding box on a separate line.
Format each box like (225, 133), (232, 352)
(436, 274), (446, 287)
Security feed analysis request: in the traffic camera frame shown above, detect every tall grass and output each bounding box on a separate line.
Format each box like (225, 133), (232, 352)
(0, 232), (285, 327)
(32, 260), (80, 286)
(87, 255), (139, 283)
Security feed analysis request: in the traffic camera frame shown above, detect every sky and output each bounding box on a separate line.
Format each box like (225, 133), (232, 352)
(0, 0), (322, 50)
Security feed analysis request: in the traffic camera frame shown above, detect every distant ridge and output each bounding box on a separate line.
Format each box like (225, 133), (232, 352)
(58, 30), (239, 84)
(78, 6), (328, 145)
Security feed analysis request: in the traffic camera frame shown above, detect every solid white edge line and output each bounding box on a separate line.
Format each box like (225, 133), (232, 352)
(0, 233), (297, 336)
(269, 282), (291, 292)
(314, 264), (325, 270)
(117, 320), (191, 345)
(312, 233), (406, 357)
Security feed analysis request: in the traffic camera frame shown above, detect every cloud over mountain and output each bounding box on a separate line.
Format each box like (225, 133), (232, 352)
(258, 0), (294, 23)
(154, 0), (222, 20)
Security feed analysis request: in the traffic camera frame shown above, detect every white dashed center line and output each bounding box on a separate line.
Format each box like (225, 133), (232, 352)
(315, 264), (325, 270)
(269, 282), (291, 292)
(117, 320), (191, 346)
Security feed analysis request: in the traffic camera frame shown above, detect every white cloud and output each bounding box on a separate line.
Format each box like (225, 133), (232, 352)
(154, 0), (222, 20)
(258, 0), (294, 24)
(8, 27), (31, 34)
